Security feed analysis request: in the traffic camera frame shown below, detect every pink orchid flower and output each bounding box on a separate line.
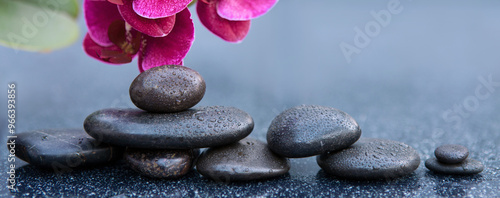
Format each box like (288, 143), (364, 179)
(197, 0), (278, 43)
(83, 0), (194, 72)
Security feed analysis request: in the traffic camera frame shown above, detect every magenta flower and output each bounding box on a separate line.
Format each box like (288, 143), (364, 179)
(83, 0), (194, 72)
(197, 0), (278, 43)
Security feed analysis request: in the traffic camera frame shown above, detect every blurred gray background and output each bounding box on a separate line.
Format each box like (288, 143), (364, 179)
(1, 0), (499, 197)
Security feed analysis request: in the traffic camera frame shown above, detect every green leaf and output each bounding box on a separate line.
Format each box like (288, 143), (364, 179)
(0, 0), (80, 52)
(18, 0), (80, 19)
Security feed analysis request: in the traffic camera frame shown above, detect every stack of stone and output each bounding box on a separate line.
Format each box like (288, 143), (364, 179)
(12, 65), (482, 182)
(425, 144), (484, 175)
(10, 65), (291, 181)
(84, 65), (290, 180)
(266, 105), (421, 180)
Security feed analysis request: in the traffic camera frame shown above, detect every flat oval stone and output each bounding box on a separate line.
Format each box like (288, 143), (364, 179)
(9, 129), (123, 169)
(267, 105), (362, 158)
(196, 138), (290, 182)
(425, 158), (484, 175)
(317, 138), (420, 180)
(130, 65), (206, 113)
(434, 144), (469, 164)
(84, 106), (254, 149)
(125, 148), (199, 178)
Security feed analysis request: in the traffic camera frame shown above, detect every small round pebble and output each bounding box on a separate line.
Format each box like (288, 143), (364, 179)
(434, 144), (469, 164)
(425, 158), (484, 175)
(84, 106), (254, 149)
(130, 65), (206, 113)
(125, 148), (199, 179)
(267, 105), (362, 158)
(317, 138), (420, 180)
(196, 138), (290, 182)
(9, 129), (123, 169)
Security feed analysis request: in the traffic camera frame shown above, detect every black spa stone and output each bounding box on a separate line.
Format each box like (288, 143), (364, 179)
(83, 106), (254, 149)
(434, 144), (469, 164)
(317, 138), (421, 180)
(196, 138), (290, 182)
(8, 129), (123, 169)
(425, 158), (484, 175)
(125, 148), (199, 179)
(267, 105), (361, 158)
(130, 65), (206, 113)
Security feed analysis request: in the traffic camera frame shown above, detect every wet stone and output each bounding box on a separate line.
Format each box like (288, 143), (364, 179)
(196, 138), (290, 182)
(425, 158), (484, 175)
(267, 105), (362, 158)
(435, 144), (469, 164)
(9, 129), (123, 169)
(125, 148), (199, 179)
(83, 106), (254, 149)
(130, 65), (206, 113)
(317, 138), (421, 180)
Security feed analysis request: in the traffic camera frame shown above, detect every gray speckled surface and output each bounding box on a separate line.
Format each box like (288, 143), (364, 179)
(1, 0), (500, 197)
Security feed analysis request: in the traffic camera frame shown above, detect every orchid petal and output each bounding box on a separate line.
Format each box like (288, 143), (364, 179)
(83, 33), (134, 64)
(217, 0), (278, 21)
(132, 0), (191, 19)
(107, 0), (124, 5)
(118, 0), (176, 37)
(84, 0), (123, 46)
(197, 1), (250, 43)
(138, 9), (195, 72)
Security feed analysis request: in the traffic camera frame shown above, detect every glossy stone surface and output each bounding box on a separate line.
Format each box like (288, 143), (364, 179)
(317, 138), (420, 180)
(425, 158), (484, 175)
(125, 148), (199, 179)
(9, 129), (123, 169)
(435, 144), (469, 164)
(83, 106), (254, 149)
(130, 65), (206, 113)
(267, 105), (361, 158)
(196, 138), (290, 182)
